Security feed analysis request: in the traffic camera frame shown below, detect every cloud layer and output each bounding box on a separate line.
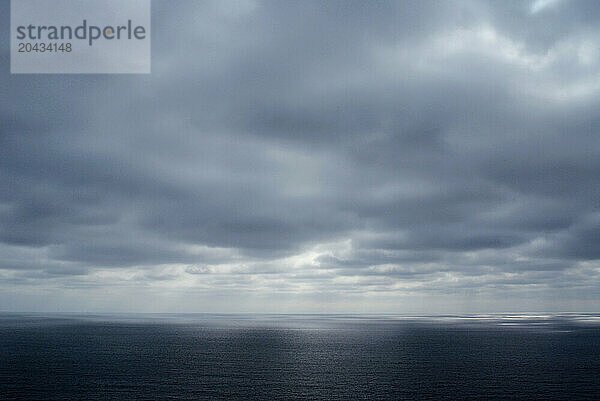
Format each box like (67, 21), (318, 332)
(1, 0), (599, 312)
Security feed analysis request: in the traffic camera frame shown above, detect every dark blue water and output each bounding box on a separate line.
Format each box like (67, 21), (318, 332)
(1, 313), (599, 400)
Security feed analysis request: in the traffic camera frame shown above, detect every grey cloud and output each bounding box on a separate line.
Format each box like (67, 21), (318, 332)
(1, 0), (599, 312)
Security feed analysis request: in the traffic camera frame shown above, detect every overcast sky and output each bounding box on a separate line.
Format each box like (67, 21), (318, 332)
(1, 0), (599, 313)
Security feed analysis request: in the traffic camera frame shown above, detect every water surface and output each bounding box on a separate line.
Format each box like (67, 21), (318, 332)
(1, 313), (599, 400)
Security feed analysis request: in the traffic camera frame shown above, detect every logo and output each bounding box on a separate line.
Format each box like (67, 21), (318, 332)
(11, 0), (151, 74)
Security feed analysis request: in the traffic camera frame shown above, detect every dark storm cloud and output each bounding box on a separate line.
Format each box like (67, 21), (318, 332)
(1, 0), (599, 311)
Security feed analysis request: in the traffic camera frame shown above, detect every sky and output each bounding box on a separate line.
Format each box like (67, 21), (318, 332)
(1, 0), (599, 313)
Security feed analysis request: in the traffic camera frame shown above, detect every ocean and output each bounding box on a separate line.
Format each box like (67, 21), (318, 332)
(1, 313), (599, 400)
